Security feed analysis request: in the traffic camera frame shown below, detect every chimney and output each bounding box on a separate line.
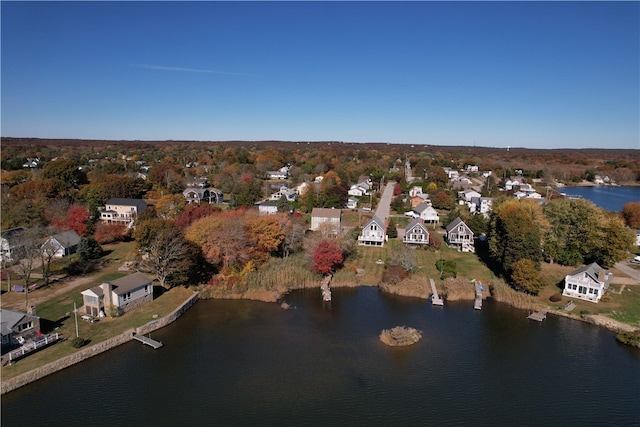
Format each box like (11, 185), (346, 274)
(101, 282), (113, 312)
(27, 305), (36, 315)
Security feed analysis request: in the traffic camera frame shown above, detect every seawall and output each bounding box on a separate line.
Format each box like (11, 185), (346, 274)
(1, 291), (200, 395)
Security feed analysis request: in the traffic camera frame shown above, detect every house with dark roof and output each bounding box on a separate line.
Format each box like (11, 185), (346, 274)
(403, 219), (430, 246)
(42, 230), (82, 258)
(100, 198), (148, 226)
(81, 272), (153, 317)
(445, 217), (474, 252)
(563, 263), (613, 303)
(358, 216), (387, 246)
(183, 187), (224, 204)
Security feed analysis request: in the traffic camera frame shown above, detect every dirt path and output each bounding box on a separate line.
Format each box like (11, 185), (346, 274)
(1, 275), (95, 311)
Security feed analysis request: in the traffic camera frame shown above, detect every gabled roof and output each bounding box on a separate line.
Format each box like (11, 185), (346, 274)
(83, 272), (153, 297)
(1, 227), (25, 241)
(50, 230), (81, 248)
(567, 262), (612, 285)
(446, 217), (470, 233)
(105, 198), (147, 212)
(405, 218), (428, 233)
(311, 208), (342, 219)
(0, 309), (33, 334)
(364, 216), (385, 229)
(414, 202), (432, 214)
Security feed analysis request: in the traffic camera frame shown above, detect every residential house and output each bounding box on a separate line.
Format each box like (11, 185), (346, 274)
(634, 229), (640, 247)
(348, 185), (368, 197)
(403, 219), (430, 246)
(1, 308), (41, 348)
(0, 227), (25, 263)
(445, 217), (474, 252)
(443, 167), (459, 180)
(410, 194), (430, 208)
(183, 187), (224, 204)
(81, 272), (153, 317)
(408, 186), (424, 198)
(458, 189), (481, 203)
(414, 202), (439, 225)
(100, 198), (147, 226)
(465, 165), (479, 173)
(311, 208), (342, 235)
(257, 201), (279, 216)
(468, 197), (493, 215)
(269, 186), (298, 202)
(346, 198), (359, 209)
(42, 230), (81, 258)
(266, 166), (289, 180)
(358, 216), (387, 246)
(563, 263), (613, 303)
(504, 178), (522, 191)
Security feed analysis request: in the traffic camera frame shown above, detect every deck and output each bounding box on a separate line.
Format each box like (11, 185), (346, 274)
(133, 333), (163, 349)
(430, 279), (443, 306)
(474, 282), (483, 310)
(8, 333), (61, 362)
(527, 311), (547, 322)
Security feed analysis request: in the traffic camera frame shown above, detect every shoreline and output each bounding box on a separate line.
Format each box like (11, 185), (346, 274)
(3, 280), (637, 395)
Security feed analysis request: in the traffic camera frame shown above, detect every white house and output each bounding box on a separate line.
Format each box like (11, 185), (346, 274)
(469, 197), (493, 215)
(634, 229), (640, 247)
(269, 186), (298, 202)
(408, 186), (424, 198)
(348, 185), (368, 197)
(42, 230), (81, 258)
(310, 208), (342, 235)
(458, 189), (481, 202)
(403, 219), (430, 246)
(100, 198), (148, 226)
(563, 263), (613, 303)
(358, 216), (387, 246)
(414, 202), (439, 225)
(257, 201), (279, 216)
(81, 272), (153, 317)
(0, 227), (25, 263)
(346, 198), (359, 209)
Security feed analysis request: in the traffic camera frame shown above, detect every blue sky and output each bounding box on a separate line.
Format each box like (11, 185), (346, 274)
(2, 1), (639, 149)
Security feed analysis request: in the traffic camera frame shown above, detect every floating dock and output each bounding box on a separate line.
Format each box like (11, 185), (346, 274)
(474, 282), (483, 310)
(320, 274), (332, 302)
(430, 279), (443, 306)
(133, 333), (163, 349)
(527, 311), (547, 322)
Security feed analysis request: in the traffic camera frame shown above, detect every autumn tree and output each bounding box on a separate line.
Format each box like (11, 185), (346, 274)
(174, 203), (220, 231)
(622, 201), (640, 229)
(489, 199), (546, 274)
(155, 194), (187, 220)
(310, 239), (344, 275)
(510, 258), (542, 295)
(431, 190), (453, 210)
(590, 213), (636, 267)
(41, 158), (87, 188)
(133, 219), (176, 251)
(246, 214), (286, 254)
(94, 223), (128, 244)
(139, 226), (195, 289)
(52, 205), (90, 236)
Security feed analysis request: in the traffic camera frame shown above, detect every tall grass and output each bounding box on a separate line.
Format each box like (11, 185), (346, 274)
(244, 255), (319, 293)
(490, 279), (539, 310)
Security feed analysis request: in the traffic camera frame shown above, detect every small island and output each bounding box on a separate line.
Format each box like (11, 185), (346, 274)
(379, 326), (423, 346)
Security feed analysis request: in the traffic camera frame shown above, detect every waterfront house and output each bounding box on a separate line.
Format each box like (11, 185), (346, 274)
(183, 187), (224, 204)
(445, 217), (474, 252)
(0, 308), (40, 348)
(403, 219), (430, 246)
(81, 272), (153, 317)
(358, 216), (387, 246)
(0, 227), (25, 263)
(41, 230), (81, 258)
(311, 208), (342, 236)
(563, 263), (612, 303)
(100, 198), (147, 226)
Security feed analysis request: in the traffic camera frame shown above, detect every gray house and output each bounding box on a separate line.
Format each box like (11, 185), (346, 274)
(445, 217), (475, 252)
(42, 230), (82, 258)
(81, 272), (153, 317)
(403, 219), (430, 246)
(1, 308), (40, 348)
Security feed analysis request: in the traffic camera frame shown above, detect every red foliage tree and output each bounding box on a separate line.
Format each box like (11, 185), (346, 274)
(174, 203), (221, 231)
(53, 204), (90, 235)
(310, 239), (344, 275)
(393, 184), (402, 196)
(94, 223), (128, 244)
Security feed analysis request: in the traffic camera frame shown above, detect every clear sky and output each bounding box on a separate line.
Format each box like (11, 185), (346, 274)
(2, 1), (639, 149)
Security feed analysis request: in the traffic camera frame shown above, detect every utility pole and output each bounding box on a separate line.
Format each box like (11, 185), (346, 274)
(74, 302), (79, 338)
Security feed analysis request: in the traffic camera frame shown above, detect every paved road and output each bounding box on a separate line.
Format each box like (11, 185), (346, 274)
(614, 262), (640, 284)
(374, 180), (396, 223)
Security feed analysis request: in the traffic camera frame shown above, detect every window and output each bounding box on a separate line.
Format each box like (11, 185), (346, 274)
(145, 285), (149, 293)
(17, 321), (33, 332)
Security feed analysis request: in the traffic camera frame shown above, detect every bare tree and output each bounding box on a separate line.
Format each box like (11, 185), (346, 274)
(13, 226), (45, 309)
(140, 227), (193, 289)
(40, 227), (58, 287)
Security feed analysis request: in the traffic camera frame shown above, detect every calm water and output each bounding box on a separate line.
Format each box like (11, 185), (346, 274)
(2, 287), (640, 426)
(560, 185), (640, 212)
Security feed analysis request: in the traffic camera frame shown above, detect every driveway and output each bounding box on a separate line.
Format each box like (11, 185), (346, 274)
(374, 180), (396, 223)
(613, 262), (640, 285)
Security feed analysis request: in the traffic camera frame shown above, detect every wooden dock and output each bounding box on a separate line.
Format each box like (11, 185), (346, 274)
(133, 333), (163, 349)
(474, 282), (483, 310)
(320, 274), (332, 302)
(430, 279), (443, 306)
(527, 311), (547, 322)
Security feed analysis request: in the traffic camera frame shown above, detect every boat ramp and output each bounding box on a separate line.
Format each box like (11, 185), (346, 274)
(527, 311), (547, 322)
(320, 274), (332, 302)
(474, 281), (483, 310)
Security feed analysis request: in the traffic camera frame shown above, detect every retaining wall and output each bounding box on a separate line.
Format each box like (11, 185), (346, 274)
(1, 291), (200, 395)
